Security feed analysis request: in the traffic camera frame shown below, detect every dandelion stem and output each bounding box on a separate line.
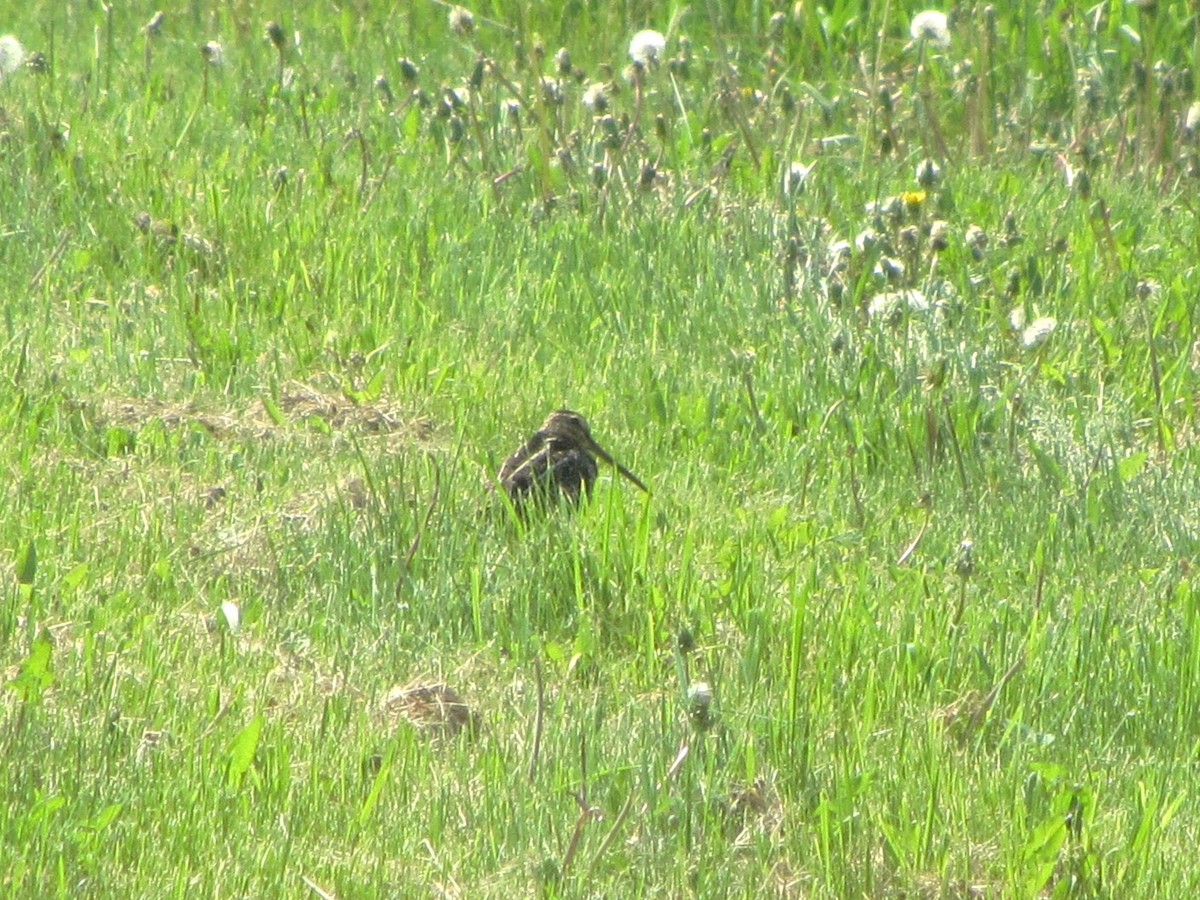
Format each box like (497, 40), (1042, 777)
(1137, 303), (1168, 455)
(865, 0), (892, 166)
(485, 59), (531, 119)
(559, 800), (590, 880)
(588, 791), (634, 875)
(351, 129), (370, 203)
(968, 652), (1025, 731)
(404, 466), (440, 573)
(896, 506), (930, 567)
(667, 70), (691, 149)
(298, 87), (311, 141)
(104, 3), (114, 95)
(361, 151), (398, 213)
(952, 575), (968, 628)
(942, 394), (971, 504)
(465, 87), (493, 176)
(742, 370), (766, 435)
(976, 11), (994, 156)
(29, 230), (72, 292)
(722, 84), (761, 170)
(1005, 392), (1020, 457)
(532, 70), (555, 199)
(846, 443), (865, 528)
(527, 657), (545, 782)
(595, 69), (641, 224)
(916, 47), (949, 161)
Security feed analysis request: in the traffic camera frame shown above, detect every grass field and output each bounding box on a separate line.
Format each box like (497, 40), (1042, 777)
(3, 1), (1200, 896)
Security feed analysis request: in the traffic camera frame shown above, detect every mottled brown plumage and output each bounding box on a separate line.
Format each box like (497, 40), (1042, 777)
(498, 410), (648, 506)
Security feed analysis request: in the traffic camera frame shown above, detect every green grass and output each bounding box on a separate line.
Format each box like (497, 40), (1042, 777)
(3, 0), (1200, 896)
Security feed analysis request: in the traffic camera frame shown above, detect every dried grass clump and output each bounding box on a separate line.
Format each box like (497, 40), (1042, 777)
(84, 381), (435, 446)
(721, 775), (786, 843)
(95, 395), (238, 437)
(264, 384), (430, 436)
(381, 681), (480, 739)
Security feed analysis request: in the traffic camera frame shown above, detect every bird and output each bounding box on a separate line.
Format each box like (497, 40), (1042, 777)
(497, 410), (648, 507)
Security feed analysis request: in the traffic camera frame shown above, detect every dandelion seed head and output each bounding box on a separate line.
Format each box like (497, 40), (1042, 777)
(541, 78), (564, 106)
(929, 220), (950, 252)
(954, 540), (975, 579)
(598, 114), (619, 138)
(398, 58), (420, 83)
(823, 277), (845, 306)
(1077, 170), (1095, 200)
(200, 41), (224, 66)
(688, 681), (715, 728)
(1021, 317), (1057, 349)
(874, 256), (907, 283)
(143, 12), (165, 38)
(915, 158), (942, 187)
(582, 82), (609, 112)
(910, 10), (951, 49)
(965, 224), (988, 251)
(265, 21), (286, 51)
(0, 34), (25, 77)
(639, 161), (658, 191)
(629, 29), (666, 67)
(49, 122), (70, 150)
(867, 195), (905, 224)
(782, 160), (814, 196)
(868, 289), (929, 320)
(448, 6), (475, 37)
(827, 240), (852, 272)
(687, 681), (713, 710)
(1135, 279), (1161, 300)
(1185, 101), (1200, 136)
(855, 228), (882, 254)
(554, 47), (572, 76)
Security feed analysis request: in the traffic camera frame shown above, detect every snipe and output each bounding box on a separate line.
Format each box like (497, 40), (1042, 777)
(498, 410), (648, 507)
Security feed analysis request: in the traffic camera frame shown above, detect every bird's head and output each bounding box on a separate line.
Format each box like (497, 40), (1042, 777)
(540, 409), (648, 493)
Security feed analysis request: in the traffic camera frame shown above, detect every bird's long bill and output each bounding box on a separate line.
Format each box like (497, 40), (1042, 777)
(589, 441), (649, 493)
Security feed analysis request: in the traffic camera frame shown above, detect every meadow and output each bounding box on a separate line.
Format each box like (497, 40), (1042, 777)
(3, 0), (1200, 896)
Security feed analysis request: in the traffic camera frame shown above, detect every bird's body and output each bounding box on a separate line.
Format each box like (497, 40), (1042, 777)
(498, 410), (647, 507)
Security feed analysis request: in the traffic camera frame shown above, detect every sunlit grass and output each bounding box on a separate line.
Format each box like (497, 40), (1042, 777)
(3, 1), (1200, 896)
